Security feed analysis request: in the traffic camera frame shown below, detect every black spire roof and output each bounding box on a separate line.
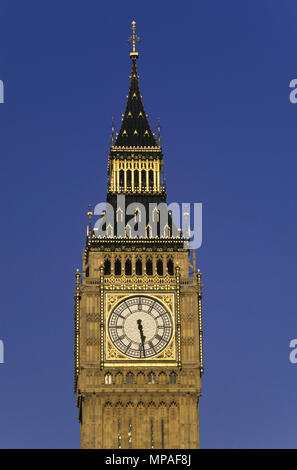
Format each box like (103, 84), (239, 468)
(112, 58), (158, 149)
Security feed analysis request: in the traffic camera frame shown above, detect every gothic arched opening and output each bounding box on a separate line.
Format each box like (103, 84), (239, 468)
(148, 372), (155, 384)
(127, 170), (131, 188)
(125, 259), (132, 275)
(126, 372), (134, 384)
(149, 170), (154, 190)
(167, 259), (174, 276)
(104, 372), (112, 385)
(136, 259), (142, 275)
(134, 170), (139, 188)
(119, 170), (124, 188)
(115, 259), (121, 276)
(104, 259), (111, 275)
(157, 259), (163, 276)
(141, 170), (146, 189)
(146, 259), (153, 275)
(169, 372), (177, 384)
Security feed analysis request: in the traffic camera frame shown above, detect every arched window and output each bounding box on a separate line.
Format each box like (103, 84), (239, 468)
(146, 259), (153, 276)
(115, 259), (121, 276)
(134, 170), (139, 188)
(127, 170), (131, 188)
(141, 170), (146, 189)
(159, 372), (166, 384)
(157, 259), (163, 276)
(136, 259), (142, 276)
(137, 372), (145, 385)
(125, 259), (132, 275)
(126, 372), (134, 384)
(115, 372), (123, 385)
(85, 267), (89, 278)
(149, 170), (154, 189)
(104, 259), (111, 275)
(170, 372), (177, 384)
(167, 259), (174, 276)
(148, 372), (155, 384)
(104, 372), (112, 385)
(119, 170), (124, 188)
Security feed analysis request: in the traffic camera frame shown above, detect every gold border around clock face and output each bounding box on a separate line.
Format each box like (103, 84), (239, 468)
(108, 295), (173, 358)
(104, 292), (177, 364)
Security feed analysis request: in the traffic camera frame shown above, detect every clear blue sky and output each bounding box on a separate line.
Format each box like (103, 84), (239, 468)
(0, 0), (296, 449)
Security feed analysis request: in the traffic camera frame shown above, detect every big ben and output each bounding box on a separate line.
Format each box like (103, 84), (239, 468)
(74, 21), (204, 449)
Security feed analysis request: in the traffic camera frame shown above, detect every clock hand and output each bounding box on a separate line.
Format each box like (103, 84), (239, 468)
(137, 319), (144, 338)
(137, 319), (146, 357)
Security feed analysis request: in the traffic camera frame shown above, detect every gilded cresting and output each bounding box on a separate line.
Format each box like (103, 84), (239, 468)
(74, 21), (204, 449)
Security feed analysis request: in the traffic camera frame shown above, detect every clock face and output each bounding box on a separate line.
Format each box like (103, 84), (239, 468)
(108, 296), (173, 358)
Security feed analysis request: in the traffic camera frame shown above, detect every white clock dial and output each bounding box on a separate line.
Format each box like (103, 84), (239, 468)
(108, 296), (173, 358)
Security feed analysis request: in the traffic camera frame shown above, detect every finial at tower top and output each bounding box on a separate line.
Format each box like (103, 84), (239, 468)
(127, 20), (141, 59)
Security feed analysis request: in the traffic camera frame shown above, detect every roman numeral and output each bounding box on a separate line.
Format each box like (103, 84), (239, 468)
(147, 302), (155, 313)
(155, 312), (167, 318)
(149, 341), (156, 353)
(124, 302), (132, 313)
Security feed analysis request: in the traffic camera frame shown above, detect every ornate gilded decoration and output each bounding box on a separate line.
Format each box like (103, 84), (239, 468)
(99, 265), (104, 370)
(197, 269), (204, 376)
(74, 268), (81, 390)
(127, 20), (140, 60)
(104, 292), (177, 365)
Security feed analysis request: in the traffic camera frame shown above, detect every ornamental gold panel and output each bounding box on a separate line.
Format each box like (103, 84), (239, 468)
(104, 292), (177, 366)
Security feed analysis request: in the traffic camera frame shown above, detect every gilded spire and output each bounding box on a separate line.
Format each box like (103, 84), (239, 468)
(127, 20), (141, 60)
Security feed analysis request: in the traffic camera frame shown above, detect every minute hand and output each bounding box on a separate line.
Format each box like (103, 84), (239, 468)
(137, 319), (146, 357)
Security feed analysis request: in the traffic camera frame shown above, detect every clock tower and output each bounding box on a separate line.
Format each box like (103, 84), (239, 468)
(74, 22), (204, 449)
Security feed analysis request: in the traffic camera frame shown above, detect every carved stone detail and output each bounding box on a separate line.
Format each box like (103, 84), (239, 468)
(86, 337), (100, 346)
